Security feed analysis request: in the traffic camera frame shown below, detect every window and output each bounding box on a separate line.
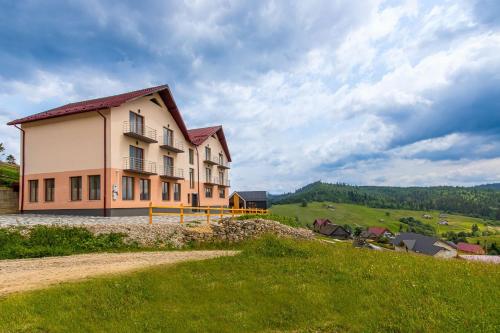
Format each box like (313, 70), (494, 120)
(188, 193), (191, 204)
(140, 179), (150, 200)
(122, 176), (134, 200)
(129, 145), (144, 172)
(219, 187), (225, 199)
(163, 155), (174, 176)
(219, 153), (224, 165)
(44, 178), (55, 202)
(189, 149), (194, 164)
(29, 180), (38, 202)
(70, 177), (82, 201)
(173, 183), (181, 201)
(129, 111), (144, 135)
(205, 146), (211, 160)
(218, 171), (224, 185)
(205, 186), (213, 198)
(206, 167), (212, 183)
(88, 175), (101, 200)
(163, 127), (174, 146)
(162, 182), (170, 201)
(189, 168), (195, 189)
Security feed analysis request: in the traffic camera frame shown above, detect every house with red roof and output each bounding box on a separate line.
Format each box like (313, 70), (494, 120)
(361, 227), (394, 240)
(8, 85), (231, 216)
(457, 242), (486, 255)
(313, 219), (351, 239)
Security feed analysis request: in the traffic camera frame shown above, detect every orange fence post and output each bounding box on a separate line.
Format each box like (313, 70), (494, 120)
(220, 206), (223, 222)
(149, 202), (153, 225)
(180, 204), (184, 224)
(207, 206), (211, 225)
(231, 208), (235, 219)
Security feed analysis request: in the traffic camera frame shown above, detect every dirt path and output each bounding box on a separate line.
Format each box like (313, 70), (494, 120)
(0, 250), (239, 296)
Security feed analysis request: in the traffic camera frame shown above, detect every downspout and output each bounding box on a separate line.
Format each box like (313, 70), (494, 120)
(13, 125), (25, 213)
(195, 146), (201, 206)
(96, 111), (107, 217)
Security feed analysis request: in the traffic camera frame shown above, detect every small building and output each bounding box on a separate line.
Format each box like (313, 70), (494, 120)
(422, 214), (433, 219)
(392, 232), (457, 258)
(229, 191), (268, 209)
(438, 220), (449, 225)
(457, 242), (486, 255)
(313, 219), (351, 239)
(361, 227), (394, 240)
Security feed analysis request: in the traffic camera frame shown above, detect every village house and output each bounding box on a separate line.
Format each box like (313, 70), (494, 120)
(312, 219), (351, 239)
(456, 242), (486, 255)
(360, 227), (394, 241)
(392, 232), (457, 258)
(229, 191), (268, 209)
(8, 85), (231, 216)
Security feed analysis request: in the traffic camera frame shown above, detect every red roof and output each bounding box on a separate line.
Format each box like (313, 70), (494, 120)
(188, 126), (232, 162)
(313, 218), (331, 227)
(368, 227), (389, 237)
(7, 85), (231, 159)
(457, 242), (485, 255)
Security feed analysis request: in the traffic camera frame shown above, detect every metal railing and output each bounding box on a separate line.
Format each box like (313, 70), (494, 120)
(160, 165), (184, 179)
(149, 203), (269, 225)
(123, 157), (157, 174)
(203, 155), (219, 164)
(162, 137), (184, 151)
(217, 160), (231, 169)
(123, 121), (157, 142)
(205, 175), (215, 184)
(215, 177), (230, 186)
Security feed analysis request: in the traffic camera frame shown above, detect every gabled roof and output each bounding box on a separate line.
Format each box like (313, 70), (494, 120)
(367, 227), (390, 237)
(457, 242), (485, 255)
(188, 126), (231, 162)
(313, 218), (331, 226)
(232, 191), (267, 202)
(392, 232), (449, 256)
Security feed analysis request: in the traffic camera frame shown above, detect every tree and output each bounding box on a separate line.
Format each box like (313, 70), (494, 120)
(5, 154), (16, 164)
(354, 227), (363, 237)
(0, 142), (4, 159)
(300, 199), (308, 207)
(471, 224), (479, 233)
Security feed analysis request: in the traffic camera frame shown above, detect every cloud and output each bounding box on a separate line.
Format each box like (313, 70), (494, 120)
(1, 0), (500, 191)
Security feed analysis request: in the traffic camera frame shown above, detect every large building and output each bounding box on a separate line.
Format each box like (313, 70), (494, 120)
(8, 85), (231, 216)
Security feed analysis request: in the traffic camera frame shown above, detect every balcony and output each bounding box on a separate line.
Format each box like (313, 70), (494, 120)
(216, 177), (230, 187)
(123, 121), (158, 143)
(123, 157), (157, 175)
(217, 160), (231, 169)
(160, 138), (184, 153)
(203, 155), (219, 165)
(159, 165), (184, 180)
(204, 176), (217, 186)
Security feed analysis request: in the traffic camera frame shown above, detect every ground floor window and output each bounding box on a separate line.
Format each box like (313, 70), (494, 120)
(173, 183), (181, 201)
(162, 182), (170, 201)
(140, 179), (150, 200)
(44, 178), (55, 202)
(29, 180), (38, 202)
(205, 186), (213, 198)
(219, 187), (225, 199)
(122, 176), (134, 200)
(70, 176), (82, 201)
(88, 175), (101, 200)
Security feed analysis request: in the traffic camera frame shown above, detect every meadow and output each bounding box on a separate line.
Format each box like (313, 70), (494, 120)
(0, 236), (498, 332)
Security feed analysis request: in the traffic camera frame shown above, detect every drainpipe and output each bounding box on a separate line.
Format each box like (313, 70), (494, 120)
(13, 125), (25, 213)
(96, 111), (107, 217)
(195, 146), (201, 207)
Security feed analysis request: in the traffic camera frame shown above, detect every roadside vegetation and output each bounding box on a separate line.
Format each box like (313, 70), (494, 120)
(0, 226), (137, 259)
(0, 236), (498, 332)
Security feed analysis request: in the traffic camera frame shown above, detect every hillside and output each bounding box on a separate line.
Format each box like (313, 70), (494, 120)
(0, 162), (19, 187)
(271, 181), (500, 220)
(0, 237), (498, 332)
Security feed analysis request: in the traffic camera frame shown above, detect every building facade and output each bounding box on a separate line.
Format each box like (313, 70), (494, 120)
(8, 85), (231, 216)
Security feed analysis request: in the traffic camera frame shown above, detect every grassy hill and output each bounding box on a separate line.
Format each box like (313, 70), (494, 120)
(0, 237), (499, 332)
(0, 162), (19, 186)
(271, 202), (500, 246)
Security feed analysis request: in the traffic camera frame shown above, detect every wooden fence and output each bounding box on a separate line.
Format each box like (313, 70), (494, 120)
(149, 203), (269, 225)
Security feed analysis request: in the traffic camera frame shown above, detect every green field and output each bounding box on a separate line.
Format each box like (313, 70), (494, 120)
(271, 202), (499, 235)
(0, 236), (499, 333)
(0, 162), (19, 186)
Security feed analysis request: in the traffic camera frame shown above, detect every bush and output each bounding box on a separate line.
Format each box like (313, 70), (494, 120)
(0, 226), (135, 259)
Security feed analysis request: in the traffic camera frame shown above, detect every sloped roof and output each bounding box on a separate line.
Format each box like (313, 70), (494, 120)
(188, 126), (231, 162)
(313, 218), (331, 227)
(392, 232), (448, 256)
(457, 242), (485, 255)
(233, 191), (267, 202)
(367, 227), (390, 237)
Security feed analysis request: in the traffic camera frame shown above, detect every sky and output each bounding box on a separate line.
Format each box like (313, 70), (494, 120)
(1, 0), (499, 193)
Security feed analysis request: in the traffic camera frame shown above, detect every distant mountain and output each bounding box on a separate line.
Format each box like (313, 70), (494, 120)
(475, 183), (500, 190)
(271, 181), (500, 221)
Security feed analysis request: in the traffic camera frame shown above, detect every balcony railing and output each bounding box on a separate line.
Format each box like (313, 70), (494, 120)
(217, 160), (231, 169)
(204, 175), (217, 185)
(123, 121), (158, 143)
(160, 138), (184, 153)
(123, 157), (157, 175)
(203, 155), (219, 165)
(159, 165), (184, 180)
(215, 177), (230, 187)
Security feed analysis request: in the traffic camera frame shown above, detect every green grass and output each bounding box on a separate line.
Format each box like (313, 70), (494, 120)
(0, 226), (138, 259)
(236, 213), (300, 227)
(0, 236), (499, 332)
(0, 162), (19, 186)
(271, 202), (499, 236)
